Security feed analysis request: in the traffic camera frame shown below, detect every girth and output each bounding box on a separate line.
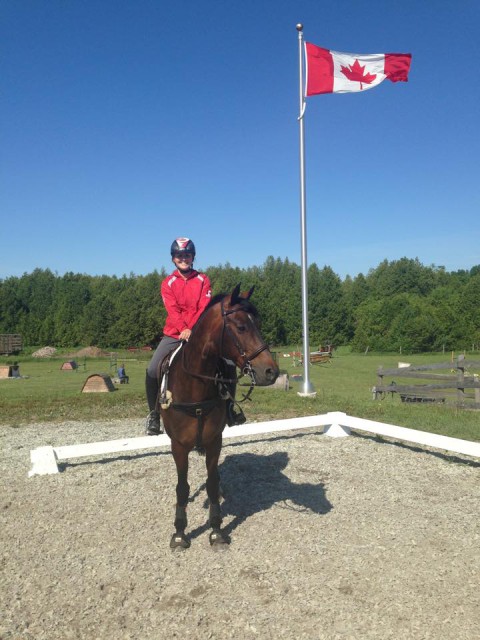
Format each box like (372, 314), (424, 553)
(170, 398), (222, 450)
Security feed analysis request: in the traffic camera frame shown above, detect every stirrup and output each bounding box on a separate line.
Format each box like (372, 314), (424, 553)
(227, 404), (246, 427)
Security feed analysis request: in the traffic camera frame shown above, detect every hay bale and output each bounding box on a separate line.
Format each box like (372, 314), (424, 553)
(81, 374), (116, 393)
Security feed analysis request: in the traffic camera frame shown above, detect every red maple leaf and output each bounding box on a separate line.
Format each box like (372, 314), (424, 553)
(340, 59), (377, 90)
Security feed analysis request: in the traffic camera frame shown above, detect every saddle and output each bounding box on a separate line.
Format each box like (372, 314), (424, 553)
(158, 346), (235, 410)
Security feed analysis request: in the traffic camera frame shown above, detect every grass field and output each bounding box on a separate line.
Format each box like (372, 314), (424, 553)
(1, 347), (479, 442)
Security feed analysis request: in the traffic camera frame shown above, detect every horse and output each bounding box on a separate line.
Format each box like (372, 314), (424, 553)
(158, 284), (279, 549)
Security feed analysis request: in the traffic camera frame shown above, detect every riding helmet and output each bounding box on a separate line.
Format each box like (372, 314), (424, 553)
(170, 237), (196, 257)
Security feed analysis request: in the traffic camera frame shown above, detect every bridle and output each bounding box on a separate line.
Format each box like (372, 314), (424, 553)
(220, 298), (270, 381)
(181, 297), (270, 396)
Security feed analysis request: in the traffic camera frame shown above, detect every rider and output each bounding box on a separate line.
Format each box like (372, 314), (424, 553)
(145, 237), (245, 435)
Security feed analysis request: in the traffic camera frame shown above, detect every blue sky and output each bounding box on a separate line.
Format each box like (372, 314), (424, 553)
(2, 0), (479, 281)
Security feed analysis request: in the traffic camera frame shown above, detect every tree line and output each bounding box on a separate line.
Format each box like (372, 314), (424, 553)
(1, 257), (479, 353)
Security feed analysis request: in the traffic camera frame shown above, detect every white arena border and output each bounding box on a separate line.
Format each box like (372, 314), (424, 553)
(28, 411), (480, 477)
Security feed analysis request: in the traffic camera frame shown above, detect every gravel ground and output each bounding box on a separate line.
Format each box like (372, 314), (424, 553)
(1, 419), (479, 640)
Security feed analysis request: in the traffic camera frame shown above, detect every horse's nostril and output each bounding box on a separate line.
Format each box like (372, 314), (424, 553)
(266, 367), (279, 382)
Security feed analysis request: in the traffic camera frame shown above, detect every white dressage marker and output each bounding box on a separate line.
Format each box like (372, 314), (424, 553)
(28, 411), (480, 477)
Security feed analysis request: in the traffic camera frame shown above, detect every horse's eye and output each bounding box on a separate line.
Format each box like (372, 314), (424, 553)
(237, 324), (246, 333)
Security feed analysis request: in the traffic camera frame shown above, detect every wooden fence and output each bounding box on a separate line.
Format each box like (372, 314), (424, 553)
(0, 334), (22, 355)
(374, 355), (480, 409)
(290, 348), (333, 367)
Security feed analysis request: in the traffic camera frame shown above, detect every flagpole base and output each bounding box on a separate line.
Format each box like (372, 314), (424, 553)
(297, 380), (317, 398)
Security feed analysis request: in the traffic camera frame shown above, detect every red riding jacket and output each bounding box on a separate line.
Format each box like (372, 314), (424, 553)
(161, 269), (212, 339)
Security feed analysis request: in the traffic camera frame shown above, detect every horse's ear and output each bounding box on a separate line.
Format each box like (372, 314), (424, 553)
(231, 283), (241, 305)
(245, 286), (255, 300)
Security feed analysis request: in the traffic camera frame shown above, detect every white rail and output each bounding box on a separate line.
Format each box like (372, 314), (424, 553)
(28, 411), (480, 477)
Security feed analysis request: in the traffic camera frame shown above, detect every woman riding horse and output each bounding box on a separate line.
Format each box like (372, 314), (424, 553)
(145, 237), (245, 436)
(160, 284), (279, 548)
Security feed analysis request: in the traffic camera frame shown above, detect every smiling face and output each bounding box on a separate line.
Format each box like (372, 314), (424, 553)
(173, 251), (194, 274)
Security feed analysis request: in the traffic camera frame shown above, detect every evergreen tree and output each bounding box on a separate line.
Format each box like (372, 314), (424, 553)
(1, 259), (479, 353)
(308, 265), (347, 347)
(53, 273), (92, 347)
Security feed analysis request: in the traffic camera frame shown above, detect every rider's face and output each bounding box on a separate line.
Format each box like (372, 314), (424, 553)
(173, 252), (193, 272)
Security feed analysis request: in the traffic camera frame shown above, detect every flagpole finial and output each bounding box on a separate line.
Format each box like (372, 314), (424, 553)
(296, 23), (303, 32)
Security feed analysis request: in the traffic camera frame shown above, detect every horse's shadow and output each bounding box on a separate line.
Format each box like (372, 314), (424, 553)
(188, 451), (332, 541)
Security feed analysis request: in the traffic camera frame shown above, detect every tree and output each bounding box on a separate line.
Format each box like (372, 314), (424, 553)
(253, 257), (302, 345)
(111, 271), (166, 347)
(342, 273), (369, 341)
(1, 259), (479, 353)
(457, 274), (480, 348)
(308, 265), (347, 346)
(53, 273), (92, 346)
(0, 276), (23, 333)
(366, 257), (438, 298)
(388, 295), (442, 353)
(22, 269), (57, 344)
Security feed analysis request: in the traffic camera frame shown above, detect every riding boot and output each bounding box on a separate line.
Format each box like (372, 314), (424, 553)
(145, 371), (163, 435)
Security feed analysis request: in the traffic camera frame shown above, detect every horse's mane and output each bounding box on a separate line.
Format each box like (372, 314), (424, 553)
(200, 291), (259, 321)
(206, 292), (228, 310)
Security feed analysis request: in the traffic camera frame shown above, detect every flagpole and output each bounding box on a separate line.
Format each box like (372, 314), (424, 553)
(296, 24), (316, 398)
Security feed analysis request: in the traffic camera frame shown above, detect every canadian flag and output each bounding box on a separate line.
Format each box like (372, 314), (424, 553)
(305, 42), (412, 96)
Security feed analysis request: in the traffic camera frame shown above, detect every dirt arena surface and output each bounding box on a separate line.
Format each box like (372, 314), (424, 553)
(1, 419), (479, 639)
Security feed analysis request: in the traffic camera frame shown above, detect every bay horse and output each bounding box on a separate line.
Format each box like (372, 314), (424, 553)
(158, 284), (279, 549)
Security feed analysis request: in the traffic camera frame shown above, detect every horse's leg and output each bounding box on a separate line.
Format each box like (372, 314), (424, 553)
(169, 440), (191, 550)
(205, 434), (229, 546)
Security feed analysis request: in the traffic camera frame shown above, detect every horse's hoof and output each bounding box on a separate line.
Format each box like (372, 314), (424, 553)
(170, 533), (190, 550)
(209, 530), (229, 546)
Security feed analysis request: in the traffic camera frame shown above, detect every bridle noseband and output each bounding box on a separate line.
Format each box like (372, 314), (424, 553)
(220, 299), (269, 381)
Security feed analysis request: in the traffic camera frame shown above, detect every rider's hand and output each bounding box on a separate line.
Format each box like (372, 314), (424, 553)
(179, 328), (192, 341)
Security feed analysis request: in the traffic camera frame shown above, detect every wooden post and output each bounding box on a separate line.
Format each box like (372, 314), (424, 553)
(474, 375), (480, 405)
(376, 366), (384, 399)
(456, 355), (465, 405)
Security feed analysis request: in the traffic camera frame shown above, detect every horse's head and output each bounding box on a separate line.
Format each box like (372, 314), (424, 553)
(219, 284), (279, 386)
